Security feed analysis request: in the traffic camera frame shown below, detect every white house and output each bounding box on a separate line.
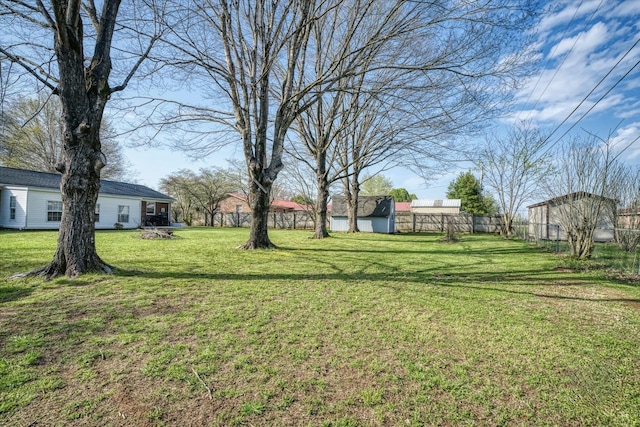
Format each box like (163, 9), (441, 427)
(330, 195), (395, 233)
(0, 166), (174, 230)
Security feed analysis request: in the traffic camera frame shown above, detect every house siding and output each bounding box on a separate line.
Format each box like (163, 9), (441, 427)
(218, 195), (250, 213)
(330, 217), (348, 232)
(0, 186), (28, 229)
(24, 188), (54, 228)
(96, 196), (142, 229)
(331, 216), (395, 233)
(1, 186), (144, 230)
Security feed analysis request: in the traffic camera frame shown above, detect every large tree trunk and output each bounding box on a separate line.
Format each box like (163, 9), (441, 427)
(241, 179), (275, 249)
(314, 151), (330, 239)
(347, 175), (360, 233)
(16, 0), (120, 279)
(48, 138), (110, 277)
(23, 122), (111, 279)
(314, 181), (330, 239)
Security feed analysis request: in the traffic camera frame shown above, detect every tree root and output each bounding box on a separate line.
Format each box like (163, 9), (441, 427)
(10, 260), (114, 280)
(238, 240), (277, 250)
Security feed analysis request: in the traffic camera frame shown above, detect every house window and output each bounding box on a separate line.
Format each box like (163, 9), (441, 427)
(118, 205), (130, 223)
(146, 202), (155, 215)
(9, 196), (16, 220)
(95, 204), (100, 223)
(47, 200), (63, 222)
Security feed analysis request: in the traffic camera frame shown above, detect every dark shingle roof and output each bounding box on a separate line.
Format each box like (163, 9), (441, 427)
(331, 195), (394, 217)
(0, 166), (173, 201)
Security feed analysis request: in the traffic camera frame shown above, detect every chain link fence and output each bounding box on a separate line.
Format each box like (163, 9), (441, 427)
(513, 221), (640, 275)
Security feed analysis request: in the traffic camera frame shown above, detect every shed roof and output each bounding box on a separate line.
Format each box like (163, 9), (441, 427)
(331, 195), (394, 217)
(527, 192), (616, 209)
(410, 199), (461, 208)
(0, 166), (173, 201)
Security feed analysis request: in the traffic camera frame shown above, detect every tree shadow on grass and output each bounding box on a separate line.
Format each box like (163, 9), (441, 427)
(0, 285), (34, 303)
(113, 268), (640, 305)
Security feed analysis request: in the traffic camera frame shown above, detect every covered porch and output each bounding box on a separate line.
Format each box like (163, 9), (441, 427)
(141, 200), (171, 227)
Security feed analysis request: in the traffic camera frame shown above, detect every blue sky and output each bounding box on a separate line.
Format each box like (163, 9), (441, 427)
(123, 0), (640, 200)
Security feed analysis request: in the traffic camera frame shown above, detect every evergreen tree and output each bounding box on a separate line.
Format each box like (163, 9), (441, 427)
(446, 172), (496, 215)
(389, 188), (417, 202)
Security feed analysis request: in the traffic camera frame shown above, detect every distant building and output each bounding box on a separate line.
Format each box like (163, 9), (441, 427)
(330, 195), (395, 233)
(410, 199), (461, 214)
(617, 206), (640, 229)
(395, 201), (412, 212)
(216, 193), (310, 214)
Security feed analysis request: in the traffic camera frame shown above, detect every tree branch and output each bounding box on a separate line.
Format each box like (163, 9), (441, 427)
(0, 46), (57, 91)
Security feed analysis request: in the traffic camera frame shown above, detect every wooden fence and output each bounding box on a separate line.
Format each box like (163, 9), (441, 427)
(211, 211), (317, 230)
(396, 212), (503, 233)
(209, 211), (504, 234)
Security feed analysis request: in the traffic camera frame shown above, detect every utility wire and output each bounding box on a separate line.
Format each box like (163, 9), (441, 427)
(517, 0), (595, 122)
(548, 56), (640, 149)
(535, 34), (640, 158)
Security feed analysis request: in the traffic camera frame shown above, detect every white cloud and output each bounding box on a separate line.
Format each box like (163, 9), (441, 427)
(610, 122), (640, 160)
(609, 1), (640, 19)
(536, 0), (612, 35)
(548, 22), (609, 58)
(513, 0), (640, 132)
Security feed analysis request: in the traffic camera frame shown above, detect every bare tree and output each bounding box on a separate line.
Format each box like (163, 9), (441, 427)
(152, 0), (324, 248)
(545, 134), (627, 259)
(191, 167), (237, 226)
(0, 95), (134, 181)
(0, 0), (162, 278)
(336, 92), (405, 233)
(285, 2), (409, 238)
(289, 0), (537, 236)
(0, 59), (19, 149)
(478, 121), (553, 238)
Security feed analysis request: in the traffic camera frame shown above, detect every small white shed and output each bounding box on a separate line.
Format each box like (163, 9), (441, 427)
(330, 195), (395, 233)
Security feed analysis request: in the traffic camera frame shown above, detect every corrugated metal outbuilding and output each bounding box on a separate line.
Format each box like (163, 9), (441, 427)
(410, 199), (461, 214)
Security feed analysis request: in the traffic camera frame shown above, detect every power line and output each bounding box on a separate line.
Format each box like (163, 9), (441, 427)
(536, 34), (640, 157)
(548, 56), (640, 148)
(517, 0), (600, 122)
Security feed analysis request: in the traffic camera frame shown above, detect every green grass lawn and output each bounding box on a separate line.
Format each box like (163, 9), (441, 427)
(1, 228), (639, 426)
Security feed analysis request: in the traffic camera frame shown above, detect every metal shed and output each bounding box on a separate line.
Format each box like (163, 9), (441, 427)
(527, 192), (616, 242)
(410, 199), (461, 214)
